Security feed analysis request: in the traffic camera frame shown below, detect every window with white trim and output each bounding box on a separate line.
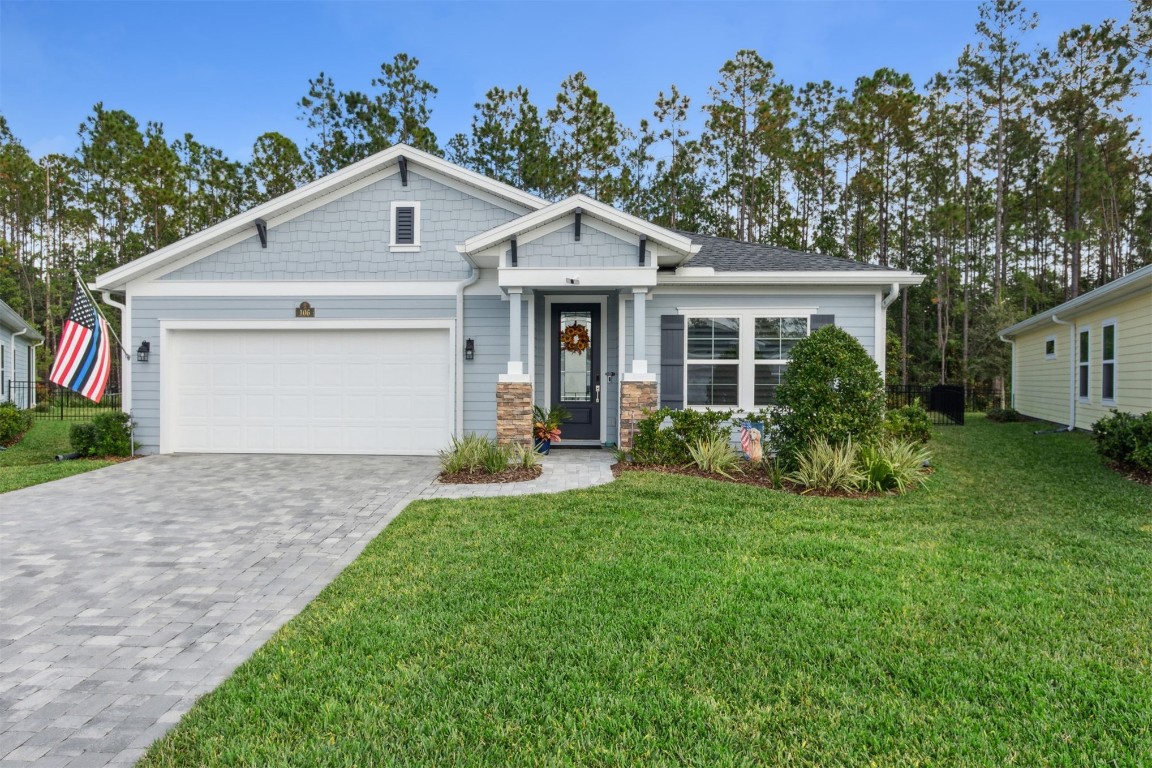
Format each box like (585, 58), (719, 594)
(1101, 321), (1116, 403)
(1044, 336), (1056, 359)
(389, 201), (421, 250)
(1078, 329), (1090, 401)
(685, 312), (811, 409)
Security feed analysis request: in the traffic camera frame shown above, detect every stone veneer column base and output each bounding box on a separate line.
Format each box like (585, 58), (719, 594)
(495, 382), (533, 447)
(619, 380), (658, 451)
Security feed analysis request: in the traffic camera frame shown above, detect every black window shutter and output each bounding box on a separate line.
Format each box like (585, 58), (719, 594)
(660, 315), (685, 409)
(809, 314), (835, 332)
(395, 206), (415, 245)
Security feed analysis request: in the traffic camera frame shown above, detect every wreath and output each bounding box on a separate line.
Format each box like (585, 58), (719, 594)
(560, 323), (590, 354)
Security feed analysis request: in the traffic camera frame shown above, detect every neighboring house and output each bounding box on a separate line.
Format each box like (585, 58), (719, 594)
(999, 263), (1152, 431)
(0, 300), (44, 409)
(92, 145), (923, 456)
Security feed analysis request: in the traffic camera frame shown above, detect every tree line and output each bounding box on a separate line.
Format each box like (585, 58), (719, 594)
(1, 0), (1148, 390)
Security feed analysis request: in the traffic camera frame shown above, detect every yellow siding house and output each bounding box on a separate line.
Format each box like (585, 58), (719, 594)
(999, 263), (1151, 431)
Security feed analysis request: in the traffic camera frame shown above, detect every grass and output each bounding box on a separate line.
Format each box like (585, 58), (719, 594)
(141, 416), (1151, 767)
(0, 420), (116, 493)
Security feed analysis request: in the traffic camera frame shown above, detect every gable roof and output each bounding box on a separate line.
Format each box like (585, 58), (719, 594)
(0, 300), (45, 342)
(677, 231), (903, 272)
(999, 263), (1152, 338)
(94, 144), (548, 291)
(462, 194), (697, 257)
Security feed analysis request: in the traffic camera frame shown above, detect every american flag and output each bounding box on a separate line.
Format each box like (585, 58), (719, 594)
(49, 284), (111, 403)
(740, 421), (763, 462)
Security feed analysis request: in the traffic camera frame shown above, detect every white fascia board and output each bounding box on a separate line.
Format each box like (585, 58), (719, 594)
(95, 143), (546, 291)
(999, 265), (1152, 338)
(499, 267), (657, 289)
(129, 281), (463, 297)
(658, 270), (924, 287)
(463, 194), (694, 256)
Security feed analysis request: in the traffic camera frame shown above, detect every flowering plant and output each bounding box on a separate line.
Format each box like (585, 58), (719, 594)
(533, 404), (572, 443)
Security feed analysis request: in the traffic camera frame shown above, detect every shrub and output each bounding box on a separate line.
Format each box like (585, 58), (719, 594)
(438, 433), (518, 475)
(1092, 410), (1152, 472)
(0, 402), (34, 446)
(631, 407), (735, 465)
(858, 439), (932, 493)
(787, 437), (864, 494)
(69, 422), (98, 456)
(749, 455), (785, 489)
(686, 438), (743, 478)
(509, 443), (541, 469)
(70, 411), (134, 457)
(884, 399), (932, 443)
(773, 326), (884, 466)
(986, 407), (1023, 423)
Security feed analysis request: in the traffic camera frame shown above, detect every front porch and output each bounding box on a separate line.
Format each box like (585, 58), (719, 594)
(495, 287), (658, 451)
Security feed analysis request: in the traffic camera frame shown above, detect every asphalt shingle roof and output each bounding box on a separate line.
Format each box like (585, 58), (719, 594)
(675, 230), (901, 272)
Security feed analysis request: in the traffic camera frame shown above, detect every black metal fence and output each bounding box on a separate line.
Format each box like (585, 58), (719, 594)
(885, 384), (1010, 427)
(4, 380), (122, 420)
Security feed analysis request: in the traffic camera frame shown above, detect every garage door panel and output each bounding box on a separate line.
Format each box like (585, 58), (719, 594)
(168, 328), (451, 455)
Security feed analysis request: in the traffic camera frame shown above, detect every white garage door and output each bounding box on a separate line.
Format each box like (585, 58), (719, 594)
(166, 328), (451, 455)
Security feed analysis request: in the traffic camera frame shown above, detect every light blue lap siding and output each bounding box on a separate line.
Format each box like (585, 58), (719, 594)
(516, 225), (645, 269)
(161, 170), (524, 282)
(130, 295), (456, 454)
(461, 293), (530, 438)
(631, 291), (879, 400)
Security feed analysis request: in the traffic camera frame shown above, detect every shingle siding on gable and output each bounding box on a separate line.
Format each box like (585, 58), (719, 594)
(515, 225), (642, 269)
(161, 171), (522, 282)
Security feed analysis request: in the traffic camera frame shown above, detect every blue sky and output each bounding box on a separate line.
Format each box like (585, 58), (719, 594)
(0, 1), (1141, 162)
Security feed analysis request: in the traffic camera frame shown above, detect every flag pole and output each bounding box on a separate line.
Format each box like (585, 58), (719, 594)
(72, 269), (130, 360)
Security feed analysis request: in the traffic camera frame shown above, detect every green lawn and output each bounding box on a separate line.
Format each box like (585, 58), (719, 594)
(142, 417), (1151, 767)
(0, 420), (116, 493)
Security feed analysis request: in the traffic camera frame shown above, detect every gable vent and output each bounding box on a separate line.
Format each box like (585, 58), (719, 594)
(395, 206), (416, 245)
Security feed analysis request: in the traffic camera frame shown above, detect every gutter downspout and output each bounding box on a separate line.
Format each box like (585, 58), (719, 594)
(1050, 314), (1076, 431)
(100, 291), (133, 455)
(998, 333), (1015, 411)
(454, 249), (481, 438)
(880, 281), (901, 310)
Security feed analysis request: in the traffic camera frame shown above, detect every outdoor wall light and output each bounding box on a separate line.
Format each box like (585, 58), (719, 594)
(136, 340), (150, 363)
(464, 338), (475, 360)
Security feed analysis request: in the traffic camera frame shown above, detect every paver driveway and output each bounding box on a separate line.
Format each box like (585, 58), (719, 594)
(0, 454), (439, 767)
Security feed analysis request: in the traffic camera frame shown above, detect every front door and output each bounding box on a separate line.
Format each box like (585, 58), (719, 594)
(551, 304), (600, 442)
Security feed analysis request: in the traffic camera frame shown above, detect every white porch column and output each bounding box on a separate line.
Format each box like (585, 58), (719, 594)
(500, 288), (528, 381)
(631, 288), (648, 376)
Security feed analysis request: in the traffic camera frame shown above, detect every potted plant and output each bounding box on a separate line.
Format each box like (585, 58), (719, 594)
(533, 404), (571, 455)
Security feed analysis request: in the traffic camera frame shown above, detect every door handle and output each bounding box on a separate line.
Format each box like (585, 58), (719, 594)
(595, 384), (601, 404)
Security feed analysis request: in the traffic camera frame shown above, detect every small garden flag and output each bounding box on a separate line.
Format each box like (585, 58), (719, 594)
(49, 283), (111, 403)
(740, 421), (764, 462)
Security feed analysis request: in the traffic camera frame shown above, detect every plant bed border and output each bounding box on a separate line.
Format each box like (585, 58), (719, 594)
(612, 461), (932, 498)
(438, 466), (543, 485)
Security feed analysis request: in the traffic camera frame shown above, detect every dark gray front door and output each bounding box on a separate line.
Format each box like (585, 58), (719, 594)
(551, 304), (600, 442)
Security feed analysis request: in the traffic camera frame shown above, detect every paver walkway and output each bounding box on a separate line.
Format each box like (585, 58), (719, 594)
(0, 449), (616, 766)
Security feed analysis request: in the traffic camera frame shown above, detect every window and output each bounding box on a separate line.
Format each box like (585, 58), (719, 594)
(1045, 337), (1056, 359)
(389, 201), (420, 250)
(754, 317), (807, 405)
(1078, 329), (1090, 400)
(685, 312), (811, 409)
(1102, 321), (1116, 403)
(686, 317), (740, 406)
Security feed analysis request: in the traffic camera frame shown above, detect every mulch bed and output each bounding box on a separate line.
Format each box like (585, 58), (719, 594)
(438, 466), (543, 485)
(1107, 460), (1152, 488)
(612, 461), (923, 499)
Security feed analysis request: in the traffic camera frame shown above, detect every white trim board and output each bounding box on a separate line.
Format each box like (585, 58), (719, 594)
(543, 295), (610, 445)
(130, 281), (467, 297)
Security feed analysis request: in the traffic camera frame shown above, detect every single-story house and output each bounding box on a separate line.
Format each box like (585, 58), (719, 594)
(92, 145), (923, 456)
(1, 300), (44, 409)
(999, 263), (1152, 431)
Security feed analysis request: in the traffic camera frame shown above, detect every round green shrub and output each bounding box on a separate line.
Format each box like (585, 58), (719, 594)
(773, 325), (884, 464)
(0, 402), (34, 446)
